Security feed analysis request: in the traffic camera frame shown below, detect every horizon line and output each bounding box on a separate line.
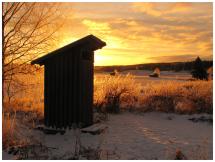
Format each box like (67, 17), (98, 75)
(94, 59), (213, 67)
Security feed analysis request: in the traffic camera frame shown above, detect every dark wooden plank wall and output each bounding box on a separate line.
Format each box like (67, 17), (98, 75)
(44, 49), (93, 129)
(80, 52), (94, 127)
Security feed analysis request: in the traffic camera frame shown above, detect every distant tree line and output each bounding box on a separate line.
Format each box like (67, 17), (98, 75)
(95, 60), (213, 73)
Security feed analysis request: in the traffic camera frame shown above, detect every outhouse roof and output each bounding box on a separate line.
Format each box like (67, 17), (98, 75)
(31, 34), (106, 65)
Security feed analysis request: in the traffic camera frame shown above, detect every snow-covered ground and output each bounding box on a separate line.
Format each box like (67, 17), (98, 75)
(3, 112), (212, 160)
(95, 70), (192, 84)
(102, 112), (212, 160)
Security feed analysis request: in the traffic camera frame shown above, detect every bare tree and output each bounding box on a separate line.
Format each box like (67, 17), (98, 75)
(2, 2), (64, 102)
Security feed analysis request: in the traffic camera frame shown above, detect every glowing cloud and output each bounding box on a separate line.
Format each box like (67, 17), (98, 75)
(52, 2), (212, 66)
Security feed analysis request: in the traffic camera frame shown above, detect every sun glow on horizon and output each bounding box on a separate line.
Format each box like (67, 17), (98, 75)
(51, 2), (212, 66)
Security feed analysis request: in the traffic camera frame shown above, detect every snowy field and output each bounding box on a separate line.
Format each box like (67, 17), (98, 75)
(95, 70), (192, 84)
(3, 112), (212, 160)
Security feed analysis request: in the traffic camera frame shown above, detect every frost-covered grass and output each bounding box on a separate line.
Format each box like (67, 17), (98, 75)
(94, 74), (142, 113)
(139, 80), (212, 114)
(94, 74), (212, 114)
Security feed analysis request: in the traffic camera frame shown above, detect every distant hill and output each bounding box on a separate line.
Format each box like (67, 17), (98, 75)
(94, 60), (213, 72)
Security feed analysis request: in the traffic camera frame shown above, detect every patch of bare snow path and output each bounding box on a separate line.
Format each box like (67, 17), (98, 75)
(101, 112), (212, 159)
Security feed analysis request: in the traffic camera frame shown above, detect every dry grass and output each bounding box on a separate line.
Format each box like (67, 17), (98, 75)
(3, 72), (44, 116)
(4, 98), (43, 116)
(94, 74), (142, 113)
(139, 80), (212, 114)
(2, 112), (17, 149)
(94, 74), (212, 114)
(3, 72), (44, 149)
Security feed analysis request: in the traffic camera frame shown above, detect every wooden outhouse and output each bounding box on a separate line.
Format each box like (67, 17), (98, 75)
(31, 35), (106, 129)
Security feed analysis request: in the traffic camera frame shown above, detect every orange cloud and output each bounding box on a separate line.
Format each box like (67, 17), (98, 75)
(51, 2), (212, 65)
(82, 19), (111, 35)
(132, 2), (192, 16)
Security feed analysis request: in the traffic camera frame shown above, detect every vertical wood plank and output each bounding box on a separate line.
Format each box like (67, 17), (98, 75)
(78, 50), (82, 127)
(44, 64), (48, 126)
(73, 51), (78, 125)
(49, 61), (54, 128)
(64, 54), (68, 128)
(55, 58), (60, 128)
(59, 57), (64, 128)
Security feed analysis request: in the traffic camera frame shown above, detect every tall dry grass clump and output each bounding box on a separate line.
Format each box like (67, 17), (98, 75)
(3, 72), (44, 117)
(137, 80), (212, 114)
(2, 112), (17, 149)
(139, 81), (180, 112)
(179, 81), (212, 113)
(94, 74), (212, 114)
(94, 74), (142, 113)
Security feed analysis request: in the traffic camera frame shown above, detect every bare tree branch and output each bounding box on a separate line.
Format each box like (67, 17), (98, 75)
(2, 2), (65, 102)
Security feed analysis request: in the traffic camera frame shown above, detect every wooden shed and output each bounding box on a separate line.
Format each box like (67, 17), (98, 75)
(31, 35), (106, 129)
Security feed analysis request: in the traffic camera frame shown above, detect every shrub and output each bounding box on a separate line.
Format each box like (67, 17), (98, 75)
(191, 57), (208, 80)
(94, 74), (142, 113)
(180, 81), (212, 113)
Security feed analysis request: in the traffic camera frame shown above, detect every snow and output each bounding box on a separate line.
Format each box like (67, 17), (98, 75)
(95, 70), (192, 84)
(3, 112), (212, 160)
(81, 123), (108, 134)
(102, 112), (212, 159)
(2, 151), (15, 160)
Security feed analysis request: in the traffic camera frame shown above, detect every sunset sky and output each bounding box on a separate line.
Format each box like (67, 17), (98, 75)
(55, 2), (212, 66)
